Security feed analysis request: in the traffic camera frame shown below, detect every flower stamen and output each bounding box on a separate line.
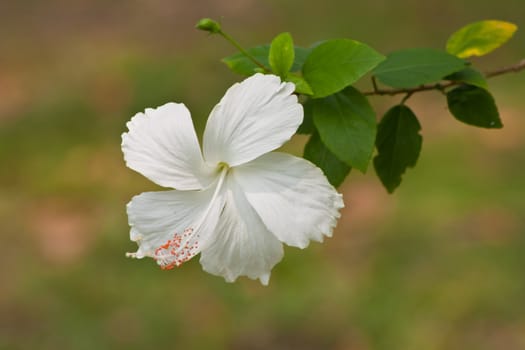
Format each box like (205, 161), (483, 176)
(152, 166), (229, 270)
(154, 228), (199, 269)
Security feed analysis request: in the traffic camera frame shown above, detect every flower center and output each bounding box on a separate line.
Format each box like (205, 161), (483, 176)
(153, 166), (229, 270)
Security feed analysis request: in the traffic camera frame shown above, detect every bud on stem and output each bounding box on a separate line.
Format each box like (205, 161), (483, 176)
(196, 17), (271, 72)
(196, 18), (221, 34)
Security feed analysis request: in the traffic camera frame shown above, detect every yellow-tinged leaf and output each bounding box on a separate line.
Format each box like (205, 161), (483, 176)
(446, 20), (517, 58)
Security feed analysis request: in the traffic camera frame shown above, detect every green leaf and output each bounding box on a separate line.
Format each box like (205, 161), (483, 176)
(447, 85), (502, 128)
(286, 74), (313, 95)
(304, 132), (351, 187)
(373, 48), (467, 88)
(446, 67), (488, 89)
(373, 105), (422, 193)
(302, 39), (385, 98)
(312, 86), (376, 172)
(269, 32), (295, 78)
(297, 99), (315, 134)
(446, 20), (517, 58)
(292, 47), (312, 71)
(222, 45), (311, 76)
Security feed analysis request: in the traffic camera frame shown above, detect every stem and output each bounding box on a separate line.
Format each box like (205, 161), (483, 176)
(401, 92), (413, 104)
(485, 58), (525, 78)
(218, 30), (271, 72)
(363, 81), (456, 96)
(371, 76), (379, 93)
(363, 58), (525, 97)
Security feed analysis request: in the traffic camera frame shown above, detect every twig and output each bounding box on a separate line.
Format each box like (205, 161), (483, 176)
(363, 81), (456, 96)
(363, 59), (525, 97)
(485, 59), (525, 78)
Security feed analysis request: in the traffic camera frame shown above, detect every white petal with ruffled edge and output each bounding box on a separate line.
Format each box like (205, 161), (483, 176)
(203, 74), (303, 168)
(199, 176), (284, 285)
(233, 152), (344, 249)
(122, 102), (215, 190)
(126, 175), (226, 268)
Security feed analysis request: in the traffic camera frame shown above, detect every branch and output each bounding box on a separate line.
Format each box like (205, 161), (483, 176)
(363, 59), (525, 97)
(485, 59), (525, 78)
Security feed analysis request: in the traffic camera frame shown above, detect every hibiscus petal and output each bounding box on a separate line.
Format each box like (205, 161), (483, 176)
(126, 182), (225, 268)
(203, 74), (303, 167)
(199, 177), (284, 285)
(122, 102), (215, 190)
(233, 152), (344, 249)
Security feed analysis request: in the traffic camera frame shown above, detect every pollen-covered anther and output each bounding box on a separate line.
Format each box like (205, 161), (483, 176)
(154, 228), (200, 270)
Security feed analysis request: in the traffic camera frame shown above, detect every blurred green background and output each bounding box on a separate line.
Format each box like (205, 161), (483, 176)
(1, 1), (524, 349)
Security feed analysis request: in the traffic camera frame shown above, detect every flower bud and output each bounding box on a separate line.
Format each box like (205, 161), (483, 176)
(196, 18), (221, 34)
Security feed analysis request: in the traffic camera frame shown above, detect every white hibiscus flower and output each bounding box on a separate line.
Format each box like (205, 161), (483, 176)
(122, 73), (344, 285)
